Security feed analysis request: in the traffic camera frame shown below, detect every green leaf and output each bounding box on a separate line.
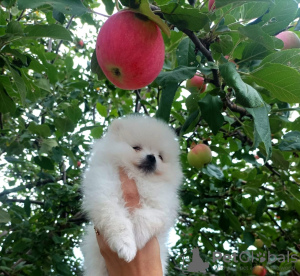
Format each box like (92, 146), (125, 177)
(203, 164), (224, 180)
(34, 156), (55, 170)
(271, 149), (289, 170)
(5, 156), (25, 163)
(156, 66), (196, 86)
(224, 209), (242, 232)
(160, 3), (209, 32)
(201, 235), (215, 251)
(120, 0), (140, 9)
(18, 0), (88, 16)
(62, 147), (76, 166)
(24, 25), (72, 41)
(0, 84), (16, 114)
(96, 103), (107, 117)
(278, 131), (300, 151)
(241, 42), (272, 63)
(40, 139), (58, 153)
(28, 122), (51, 138)
(56, 261), (71, 275)
(24, 197), (31, 217)
(102, 0), (115, 15)
(156, 66), (196, 122)
(219, 212), (230, 232)
(243, 231), (255, 246)
(246, 104), (272, 161)
(176, 37), (196, 67)
(210, 35), (234, 56)
(238, 25), (274, 50)
(261, 0), (298, 35)
(186, 92), (201, 113)
(199, 94), (224, 135)
(180, 109), (200, 135)
(53, 9), (65, 24)
(54, 118), (74, 133)
(6, 21), (23, 36)
(276, 191), (300, 215)
(156, 82), (178, 122)
(219, 62), (264, 108)
(137, 0), (170, 37)
(215, 0), (272, 9)
(250, 63), (300, 103)
(9, 66), (27, 106)
(91, 50), (105, 80)
(255, 196), (267, 222)
(52, 147), (63, 163)
(260, 49), (300, 70)
(242, 2), (270, 20)
(90, 126), (103, 139)
(65, 105), (82, 124)
(0, 209), (10, 223)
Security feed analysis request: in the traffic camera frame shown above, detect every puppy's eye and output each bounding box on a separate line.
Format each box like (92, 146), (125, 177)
(133, 146), (142, 151)
(159, 155), (163, 161)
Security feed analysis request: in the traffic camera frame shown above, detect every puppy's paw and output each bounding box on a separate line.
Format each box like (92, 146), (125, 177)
(132, 208), (165, 249)
(109, 234), (137, 262)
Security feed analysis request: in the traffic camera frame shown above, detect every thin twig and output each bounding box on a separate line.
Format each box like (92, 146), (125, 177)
(135, 90), (149, 115)
(265, 162), (281, 177)
(0, 112), (3, 130)
(52, 15), (75, 61)
(0, 177), (62, 197)
(134, 89), (141, 113)
(265, 210), (299, 252)
(17, 10), (25, 21)
(225, 96), (248, 117)
(182, 29), (220, 88)
(4, 198), (44, 205)
(90, 10), (110, 18)
(260, 186), (274, 193)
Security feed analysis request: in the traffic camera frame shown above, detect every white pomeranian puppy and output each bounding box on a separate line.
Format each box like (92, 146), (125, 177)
(81, 115), (182, 276)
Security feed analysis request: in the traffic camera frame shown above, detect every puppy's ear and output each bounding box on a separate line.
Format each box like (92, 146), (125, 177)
(108, 118), (123, 134)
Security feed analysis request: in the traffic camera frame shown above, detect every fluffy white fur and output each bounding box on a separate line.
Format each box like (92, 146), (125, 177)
(81, 115), (182, 276)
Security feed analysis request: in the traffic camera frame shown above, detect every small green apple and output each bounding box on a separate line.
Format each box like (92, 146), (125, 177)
(254, 239), (264, 248)
(187, 143), (212, 169)
(295, 259), (300, 273)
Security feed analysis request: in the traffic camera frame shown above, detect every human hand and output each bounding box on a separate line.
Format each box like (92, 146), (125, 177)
(95, 232), (162, 276)
(94, 167), (163, 276)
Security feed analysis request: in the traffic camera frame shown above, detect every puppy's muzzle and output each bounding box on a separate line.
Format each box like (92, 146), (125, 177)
(138, 154), (156, 173)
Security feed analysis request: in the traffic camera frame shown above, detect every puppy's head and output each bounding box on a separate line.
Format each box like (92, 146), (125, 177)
(105, 115), (181, 179)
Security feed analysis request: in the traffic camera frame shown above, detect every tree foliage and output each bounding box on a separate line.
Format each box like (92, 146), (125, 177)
(0, 0), (300, 275)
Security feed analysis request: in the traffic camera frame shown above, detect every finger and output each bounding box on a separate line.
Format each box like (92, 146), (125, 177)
(119, 167), (141, 209)
(94, 228), (111, 256)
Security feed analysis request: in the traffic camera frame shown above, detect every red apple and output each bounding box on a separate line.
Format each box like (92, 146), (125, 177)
(295, 260), (300, 273)
(254, 239), (264, 248)
(77, 161), (81, 167)
(275, 31), (300, 49)
(252, 266), (267, 276)
(96, 10), (165, 90)
(78, 40), (84, 47)
(186, 74), (206, 93)
(187, 143), (212, 169)
(208, 0), (215, 11)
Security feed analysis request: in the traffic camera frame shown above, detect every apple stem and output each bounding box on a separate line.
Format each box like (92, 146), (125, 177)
(90, 10), (110, 18)
(115, 0), (121, 11)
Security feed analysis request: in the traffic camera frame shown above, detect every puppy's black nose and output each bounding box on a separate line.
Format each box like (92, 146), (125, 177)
(146, 154), (156, 164)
